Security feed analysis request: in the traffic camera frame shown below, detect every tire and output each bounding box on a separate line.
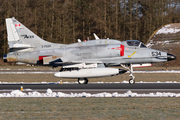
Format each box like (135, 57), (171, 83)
(78, 78), (88, 84)
(84, 78), (88, 84)
(129, 79), (135, 84)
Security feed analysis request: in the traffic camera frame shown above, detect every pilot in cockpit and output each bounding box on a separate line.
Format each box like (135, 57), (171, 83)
(127, 40), (147, 48)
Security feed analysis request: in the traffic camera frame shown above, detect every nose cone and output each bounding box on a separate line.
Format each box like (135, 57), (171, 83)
(167, 53), (176, 61)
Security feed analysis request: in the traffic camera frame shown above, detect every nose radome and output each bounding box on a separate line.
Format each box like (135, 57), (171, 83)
(167, 53), (176, 61)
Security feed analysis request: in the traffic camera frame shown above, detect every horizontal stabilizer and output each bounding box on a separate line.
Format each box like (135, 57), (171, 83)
(12, 44), (34, 48)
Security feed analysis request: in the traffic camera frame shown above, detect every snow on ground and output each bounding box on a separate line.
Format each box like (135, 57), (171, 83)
(156, 24), (180, 34)
(0, 68), (54, 71)
(0, 71), (55, 74)
(133, 70), (180, 73)
(0, 89), (179, 97)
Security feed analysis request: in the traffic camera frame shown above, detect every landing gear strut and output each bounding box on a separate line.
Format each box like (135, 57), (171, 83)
(121, 64), (135, 84)
(78, 78), (88, 84)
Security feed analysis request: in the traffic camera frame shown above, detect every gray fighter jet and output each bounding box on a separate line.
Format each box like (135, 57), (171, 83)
(3, 17), (176, 84)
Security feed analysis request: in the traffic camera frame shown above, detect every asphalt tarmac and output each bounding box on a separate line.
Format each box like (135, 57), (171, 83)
(1, 83), (180, 94)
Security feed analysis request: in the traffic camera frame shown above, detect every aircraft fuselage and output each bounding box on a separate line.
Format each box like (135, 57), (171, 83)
(4, 39), (174, 67)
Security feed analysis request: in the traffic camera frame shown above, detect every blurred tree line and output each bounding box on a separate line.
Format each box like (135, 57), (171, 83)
(0, 0), (180, 57)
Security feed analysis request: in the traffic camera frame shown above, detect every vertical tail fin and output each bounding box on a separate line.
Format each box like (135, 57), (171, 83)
(6, 18), (22, 48)
(5, 17), (66, 50)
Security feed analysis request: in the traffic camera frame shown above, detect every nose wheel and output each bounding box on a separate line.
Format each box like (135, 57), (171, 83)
(78, 78), (88, 84)
(129, 79), (135, 84)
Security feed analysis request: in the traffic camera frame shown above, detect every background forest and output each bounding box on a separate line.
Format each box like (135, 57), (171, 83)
(0, 0), (180, 58)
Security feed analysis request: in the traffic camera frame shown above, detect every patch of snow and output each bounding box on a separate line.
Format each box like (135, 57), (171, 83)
(121, 81), (129, 83)
(0, 71), (55, 74)
(47, 89), (52, 94)
(133, 70), (180, 73)
(41, 82), (47, 83)
(156, 25), (180, 34)
(0, 89), (180, 97)
(162, 41), (170, 45)
(165, 24), (172, 27)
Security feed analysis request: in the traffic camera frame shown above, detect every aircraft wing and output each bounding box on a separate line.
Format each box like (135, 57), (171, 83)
(41, 55), (103, 67)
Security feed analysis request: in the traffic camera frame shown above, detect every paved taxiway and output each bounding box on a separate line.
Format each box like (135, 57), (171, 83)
(0, 83), (180, 94)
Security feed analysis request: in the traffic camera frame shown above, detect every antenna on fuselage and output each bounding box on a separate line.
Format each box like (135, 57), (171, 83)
(93, 33), (100, 40)
(77, 39), (81, 42)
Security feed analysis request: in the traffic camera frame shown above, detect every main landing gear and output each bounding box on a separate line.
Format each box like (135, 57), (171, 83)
(78, 78), (88, 84)
(121, 64), (135, 84)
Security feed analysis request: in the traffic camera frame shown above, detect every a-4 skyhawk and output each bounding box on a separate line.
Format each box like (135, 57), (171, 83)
(3, 17), (176, 84)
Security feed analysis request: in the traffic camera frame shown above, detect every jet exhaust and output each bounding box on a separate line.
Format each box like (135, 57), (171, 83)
(3, 53), (17, 63)
(3, 54), (7, 62)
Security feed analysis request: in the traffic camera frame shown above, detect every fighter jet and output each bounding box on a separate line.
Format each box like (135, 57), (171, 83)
(3, 17), (176, 84)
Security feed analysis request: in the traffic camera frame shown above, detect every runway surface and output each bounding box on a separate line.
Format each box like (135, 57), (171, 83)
(1, 83), (180, 93)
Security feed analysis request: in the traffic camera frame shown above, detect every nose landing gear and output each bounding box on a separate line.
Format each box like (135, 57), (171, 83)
(121, 64), (135, 84)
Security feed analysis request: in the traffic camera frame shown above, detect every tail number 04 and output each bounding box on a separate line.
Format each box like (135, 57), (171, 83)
(152, 51), (161, 56)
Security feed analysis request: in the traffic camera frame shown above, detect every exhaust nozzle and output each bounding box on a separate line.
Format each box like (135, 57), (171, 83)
(3, 54), (7, 62)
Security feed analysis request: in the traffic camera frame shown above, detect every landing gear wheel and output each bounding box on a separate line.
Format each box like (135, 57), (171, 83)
(78, 78), (88, 84)
(129, 79), (135, 84)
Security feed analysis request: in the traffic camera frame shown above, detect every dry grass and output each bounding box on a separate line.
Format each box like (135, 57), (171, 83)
(0, 98), (180, 120)
(0, 73), (179, 83)
(0, 65), (59, 71)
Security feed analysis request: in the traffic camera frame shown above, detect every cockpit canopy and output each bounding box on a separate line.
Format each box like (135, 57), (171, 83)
(127, 40), (147, 48)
